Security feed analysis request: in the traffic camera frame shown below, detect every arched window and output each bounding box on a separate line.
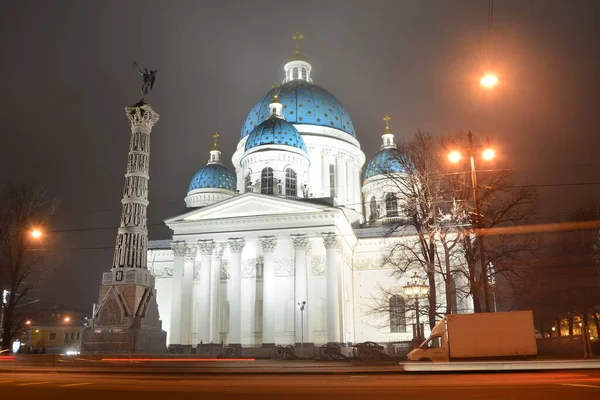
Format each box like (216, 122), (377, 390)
(389, 295), (406, 333)
(369, 197), (377, 221)
(301, 68), (307, 80)
(285, 169), (297, 196)
(261, 167), (274, 194)
(293, 67), (299, 79)
(245, 173), (252, 193)
(386, 193), (398, 217)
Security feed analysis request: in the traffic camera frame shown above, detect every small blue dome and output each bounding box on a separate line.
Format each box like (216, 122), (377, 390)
(188, 163), (236, 192)
(245, 116), (306, 152)
(364, 148), (406, 180)
(241, 81), (356, 139)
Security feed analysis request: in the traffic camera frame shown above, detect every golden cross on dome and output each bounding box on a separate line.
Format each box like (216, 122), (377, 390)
(292, 32), (304, 55)
(272, 82), (280, 89)
(383, 115), (391, 134)
(212, 132), (220, 150)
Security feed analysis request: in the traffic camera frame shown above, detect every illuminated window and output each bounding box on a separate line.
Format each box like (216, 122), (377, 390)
(389, 295), (406, 333)
(261, 168), (274, 194)
(293, 67), (299, 80)
(285, 169), (297, 196)
(301, 68), (307, 80)
(386, 193), (398, 217)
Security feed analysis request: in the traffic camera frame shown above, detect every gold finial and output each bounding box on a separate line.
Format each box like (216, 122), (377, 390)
(292, 32), (304, 55)
(383, 115), (391, 134)
(272, 82), (280, 89)
(212, 132), (220, 150)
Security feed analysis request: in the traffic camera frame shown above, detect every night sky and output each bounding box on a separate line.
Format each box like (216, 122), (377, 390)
(1, 0), (599, 310)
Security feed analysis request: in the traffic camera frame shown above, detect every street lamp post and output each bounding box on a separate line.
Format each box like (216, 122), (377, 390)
(404, 273), (429, 340)
(297, 301), (306, 357)
(448, 132), (495, 313)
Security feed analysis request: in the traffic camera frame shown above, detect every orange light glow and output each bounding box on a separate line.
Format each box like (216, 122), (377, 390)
(480, 74), (498, 88)
(448, 151), (462, 164)
(25, 320), (31, 325)
(64, 317), (71, 323)
(30, 229), (42, 239)
(101, 358), (256, 362)
(482, 148), (496, 161)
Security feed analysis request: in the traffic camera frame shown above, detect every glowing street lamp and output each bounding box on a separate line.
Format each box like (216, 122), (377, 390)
(448, 151), (462, 164)
(446, 132), (496, 312)
(64, 317), (71, 323)
(480, 73), (498, 88)
(404, 273), (429, 340)
(25, 320), (31, 325)
(30, 229), (42, 239)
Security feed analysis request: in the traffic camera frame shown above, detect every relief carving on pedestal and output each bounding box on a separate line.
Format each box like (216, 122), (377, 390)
(193, 262), (202, 281)
(220, 260), (230, 280)
(274, 257), (294, 277)
(311, 256), (326, 276)
(96, 295), (125, 327)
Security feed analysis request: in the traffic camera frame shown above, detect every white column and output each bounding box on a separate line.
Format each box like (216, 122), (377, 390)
(292, 234), (309, 344)
(322, 233), (341, 343)
(180, 245), (196, 345)
(209, 244), (224, 343)
(259, 236), (277, 345)
(228, 238), (245, 345)
(169, 241), (187, 345)
(197, 239), (215, 344)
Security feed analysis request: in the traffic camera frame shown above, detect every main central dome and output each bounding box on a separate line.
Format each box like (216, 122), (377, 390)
(240, 81), (356, 139)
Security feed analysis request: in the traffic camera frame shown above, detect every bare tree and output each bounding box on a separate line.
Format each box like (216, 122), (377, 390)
(0, 183), (58, 350)
(370, 131), (538, 331)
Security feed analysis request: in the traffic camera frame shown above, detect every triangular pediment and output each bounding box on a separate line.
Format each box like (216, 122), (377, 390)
(165, 193), (331, 224)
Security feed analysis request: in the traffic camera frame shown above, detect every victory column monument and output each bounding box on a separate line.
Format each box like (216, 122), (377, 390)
(82, 64), (167, 353)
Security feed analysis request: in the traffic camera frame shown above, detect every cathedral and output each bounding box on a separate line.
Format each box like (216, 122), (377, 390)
(147, 38), (473, 349)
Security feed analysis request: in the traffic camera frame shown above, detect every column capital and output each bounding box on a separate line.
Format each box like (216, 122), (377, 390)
(291, 234), (310, 250)
(171, 241), (187, 256)
(322, 233), (340, 249)
(228, 237), (246, 253)
(214, 243), (225, 260)
(125, 102), (160, 128)
(185, 246), (197, 261)
(259, 236), (278, 252)
(197, 239), (215, 255)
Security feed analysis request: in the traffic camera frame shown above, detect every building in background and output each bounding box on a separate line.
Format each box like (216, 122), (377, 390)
(19, 307), (89, 354)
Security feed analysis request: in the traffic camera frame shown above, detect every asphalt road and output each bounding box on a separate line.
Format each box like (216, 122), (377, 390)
(1, 370), (599, 399)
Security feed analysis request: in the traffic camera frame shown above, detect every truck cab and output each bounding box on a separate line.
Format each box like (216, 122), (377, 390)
(406, 319), (449, 362)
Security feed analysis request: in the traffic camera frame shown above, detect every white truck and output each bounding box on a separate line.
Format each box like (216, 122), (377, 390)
(407, 311), (538, 362)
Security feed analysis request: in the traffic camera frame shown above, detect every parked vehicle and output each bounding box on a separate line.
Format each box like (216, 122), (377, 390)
(407, 311), (538, 362)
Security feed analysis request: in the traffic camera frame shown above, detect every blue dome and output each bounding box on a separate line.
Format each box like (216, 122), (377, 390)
(241, 82), (356, 139)
(188, 163), (236, 192)
(364, 148), (406, 180)
(245, 116), (306, 152)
